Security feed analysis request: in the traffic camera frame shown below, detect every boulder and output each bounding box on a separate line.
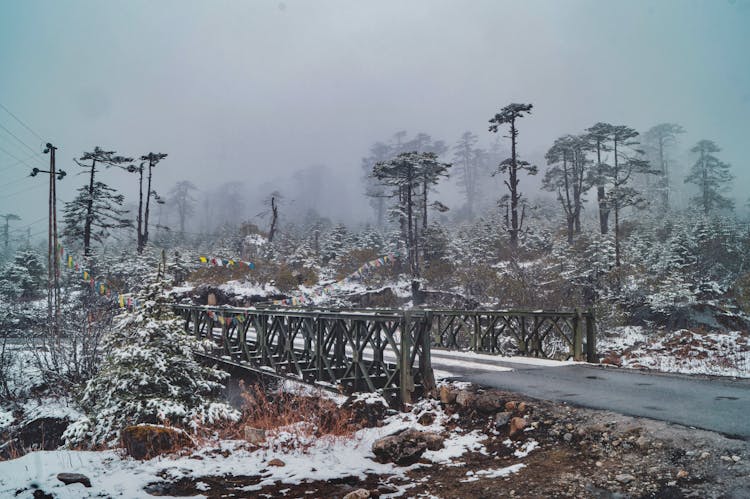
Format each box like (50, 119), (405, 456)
(244, 426), (266, 445)
(494, 412), (511, 428)
(455, 390), (476, 408)
(343, 489), (371, 499)
(372, 428), (444, 465)
(268, 458), (285, 467)
(343, 394), (390, 427)
(509, 417), (527, 437)
(439, 385), (457, 405)
(121, 424), (194, 460)
(474, 391), (505, 414)
(16, 416), (72, 451)
(57, 473), (91, 488)
(417, 412), (436, 426)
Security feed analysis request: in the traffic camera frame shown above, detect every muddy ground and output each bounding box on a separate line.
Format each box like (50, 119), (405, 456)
(147, 388), (750, 499)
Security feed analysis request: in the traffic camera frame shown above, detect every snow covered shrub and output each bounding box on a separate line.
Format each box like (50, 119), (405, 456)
(66, 280), (239, 448)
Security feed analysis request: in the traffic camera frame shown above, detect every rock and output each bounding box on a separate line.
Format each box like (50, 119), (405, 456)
(343, 489), (370, 499)
(615, 474), (636, 484)
(371, 428), (444, 465)
(495, 412), (511, 428)
(699, 451), (710, 459)
(505, 401), (518, 412)
(474, 391), (505, 414)
(343, 394), (390, 427)
(57, 473), (91, 488)
(439, 385), (457, 405)
(244, 426), (267, 445)
(517, 402), (528, 413)
(207, 292), (217, 306)
(17, 417), (71, 450)
(417, 412), (435, 426)
(121, 424), (194, 460)
(636, 436), (649, 449)
(509, 417), (527, 437)
(732, 455), (741, 462)
(455, 390), (476, 408)
(268, 458), (285, 467)
(676, 469), (689, 479)
(563, 433), (573, 442)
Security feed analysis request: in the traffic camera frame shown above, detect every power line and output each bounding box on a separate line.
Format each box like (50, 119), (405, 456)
(0, 143), (45, 170)
(0, 151), (44, 173)
(2, 182), (45, 199)
(0, 173), (34, 193)
(0, 102), (45, 142)
(0, 120), (41, 156)
(7, 215), (48, 233)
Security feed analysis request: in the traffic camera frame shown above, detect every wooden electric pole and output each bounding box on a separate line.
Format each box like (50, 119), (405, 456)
(31, 143), (66, 339)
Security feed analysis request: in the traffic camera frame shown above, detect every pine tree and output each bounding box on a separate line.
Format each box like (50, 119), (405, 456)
(63, 182), (133, 253)
(68, 147), (134, 256)
(685, 140), (734, 215)
(168, 180), (197, 238)
(66, 280), (238, 447)
(543, 134), (592, 244)
(643, 123), (685, 210)
(488, 103), (537, 246)
(453, 131), (480, 218)
(586, 122), (614, 234)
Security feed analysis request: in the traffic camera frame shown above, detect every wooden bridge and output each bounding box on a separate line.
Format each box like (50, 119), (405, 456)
(172, 305), (596, 404)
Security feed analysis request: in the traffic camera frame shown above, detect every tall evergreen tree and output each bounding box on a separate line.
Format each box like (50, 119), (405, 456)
(62, 182), (133, 253)
(168, 180), (198, 237)
(70, 147), (133, 256)
(586, 122), (614, 234)
(643, 123), (685, 210)
(488, 103), (537, 246)
(604, 125), (654, 269)
(140, 152), (168, 251)
(685, 140), (734, 215)
(543, 135), (591, 244)
(361, 142), (392, 226)
(453, 131), (481, 218)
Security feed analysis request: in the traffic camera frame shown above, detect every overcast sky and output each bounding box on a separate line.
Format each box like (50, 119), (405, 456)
(1, 0), (748, 239)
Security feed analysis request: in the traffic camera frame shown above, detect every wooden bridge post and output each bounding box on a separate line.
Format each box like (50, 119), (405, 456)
(586, 308), (597, 363)
(420, 311), (436, 396)
(192, 310), (200, 339)
(400, 311), (414, 405)
(573, 308), (584, 361)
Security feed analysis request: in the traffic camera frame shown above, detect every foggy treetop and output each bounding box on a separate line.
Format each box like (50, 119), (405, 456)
(1, 0), (748, 231)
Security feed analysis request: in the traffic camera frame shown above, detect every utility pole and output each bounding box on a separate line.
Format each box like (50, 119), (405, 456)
(1, 213), (20, 252)
(31, 143), (66, 339)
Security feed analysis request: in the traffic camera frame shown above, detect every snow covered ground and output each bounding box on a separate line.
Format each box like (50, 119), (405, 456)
(0, 396), (537, 498)
(599, 326), (750, 378)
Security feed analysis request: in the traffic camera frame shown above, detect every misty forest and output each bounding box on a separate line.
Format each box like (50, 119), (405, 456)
(1, 1), (749, 498)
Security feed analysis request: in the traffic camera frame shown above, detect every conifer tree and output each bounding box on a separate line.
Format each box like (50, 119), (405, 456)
(66, 280), (238, 447)
(685, 140), (734, 215)
(489, 103), (537, 246)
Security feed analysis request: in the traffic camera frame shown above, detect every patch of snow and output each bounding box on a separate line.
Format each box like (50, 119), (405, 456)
(0, 409), (14, 429)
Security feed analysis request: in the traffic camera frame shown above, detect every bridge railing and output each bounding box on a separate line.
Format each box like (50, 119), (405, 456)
(428, 308), (596, 362)
(171, 304), (435, 405)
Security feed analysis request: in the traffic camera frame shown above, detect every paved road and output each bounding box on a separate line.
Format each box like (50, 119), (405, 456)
(429, 350), (750, 440)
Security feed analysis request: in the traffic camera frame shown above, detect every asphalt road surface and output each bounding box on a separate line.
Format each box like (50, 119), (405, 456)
(430, 350), (750, 440)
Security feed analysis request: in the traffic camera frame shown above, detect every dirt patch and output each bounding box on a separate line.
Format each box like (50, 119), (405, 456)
(144, 388), (750, 498)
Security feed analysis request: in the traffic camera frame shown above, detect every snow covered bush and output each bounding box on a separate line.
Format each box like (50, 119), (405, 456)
(66, 280), (239, 448)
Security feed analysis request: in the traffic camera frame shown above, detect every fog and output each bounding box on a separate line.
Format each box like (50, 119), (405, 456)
(1, 0), (748, 239)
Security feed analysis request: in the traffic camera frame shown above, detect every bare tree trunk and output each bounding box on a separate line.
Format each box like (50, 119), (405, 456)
(83, 159), (97, 256)
(137, 165), (144, 253)
(596, 141), (609, 234)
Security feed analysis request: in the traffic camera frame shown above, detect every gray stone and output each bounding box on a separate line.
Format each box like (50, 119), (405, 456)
(372, 428), (444, 465)
(615, 473), (636, 484)
(57, 473), (91, 488)
(495, 412), (511, 428)
(343, 489), (370, 499)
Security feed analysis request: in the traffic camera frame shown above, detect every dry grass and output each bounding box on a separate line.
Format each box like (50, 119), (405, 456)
(207, 381), (362, 452)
